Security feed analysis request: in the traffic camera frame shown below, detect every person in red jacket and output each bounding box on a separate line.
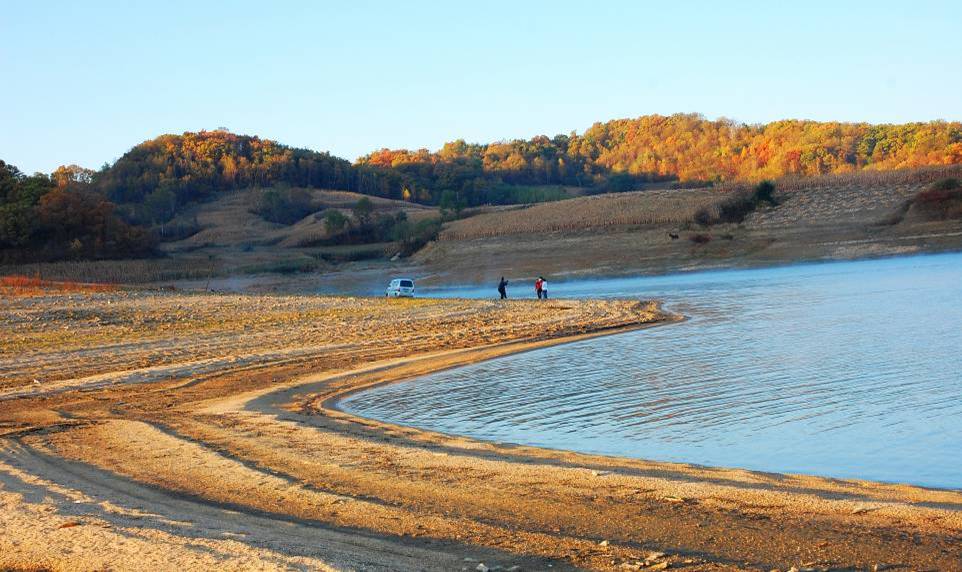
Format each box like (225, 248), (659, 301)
(535, 277), (543, 299)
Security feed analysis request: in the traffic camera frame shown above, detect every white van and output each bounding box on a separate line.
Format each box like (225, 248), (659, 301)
(385, 278), (415, 297)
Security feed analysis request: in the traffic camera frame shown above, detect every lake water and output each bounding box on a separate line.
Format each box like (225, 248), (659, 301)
(340, 254), (962, 488)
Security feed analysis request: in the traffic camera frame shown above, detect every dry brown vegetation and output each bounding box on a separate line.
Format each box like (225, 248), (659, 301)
(440, 167), (962, 243)
(164, 188), (436, 251)
(0, 275), (119, 297)
(415, 166), (962, 287)
(0, 258), (217, 284)
(775, 164), (962, 192)
(0, 187), (439, 286)
(440, 189), (718, 240)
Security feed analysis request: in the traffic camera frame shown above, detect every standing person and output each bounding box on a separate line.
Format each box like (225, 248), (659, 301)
(535, 277), (543, 300)
(497, 276), (508, 299)
(540, 276), (548, 300)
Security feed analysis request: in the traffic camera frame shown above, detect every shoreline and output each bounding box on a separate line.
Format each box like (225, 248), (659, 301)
(241, 329), (962, 570)
(320, 325), (961, 492)
(2, 292), (961, 570)
(321, 316), (685, 413)
(11, 227), (962, 299)
(421, 246), (962, 291)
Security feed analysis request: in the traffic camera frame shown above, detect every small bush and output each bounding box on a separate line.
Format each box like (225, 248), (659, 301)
(394, 217), (443, 256)
(692, 207), (714, 226)
(695, 180), (777, 226)
(312, 246), (386, 263)
(690, 233), (712, 244)
(323, 209), (349, 234)
(240, 259), (320, 275)
(716, 192), (757, 223)
(925, 177), (960, 193)
(250, 187), (316, 224)
(912, 178), (962, 220)
(877, 201), (912, 226)
(753, 180), (776, 204)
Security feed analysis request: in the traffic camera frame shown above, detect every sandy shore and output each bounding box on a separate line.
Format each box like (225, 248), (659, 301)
(1, 289), (961, 571)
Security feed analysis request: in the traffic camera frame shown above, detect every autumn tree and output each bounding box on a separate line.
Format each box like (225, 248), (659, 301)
(0, 160), (155, 262)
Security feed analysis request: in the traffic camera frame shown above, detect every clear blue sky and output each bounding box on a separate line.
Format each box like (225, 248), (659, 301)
(3, 0), (961, 174)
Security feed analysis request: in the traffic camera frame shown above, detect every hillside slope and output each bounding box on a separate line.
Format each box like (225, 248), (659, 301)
(416, 167), (962, 284)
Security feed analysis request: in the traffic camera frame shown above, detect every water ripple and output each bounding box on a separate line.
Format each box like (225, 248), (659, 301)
(341, 254), (962, 489)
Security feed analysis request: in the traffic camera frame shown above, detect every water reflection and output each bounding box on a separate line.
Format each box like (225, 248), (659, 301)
(341, 254), (962, 488)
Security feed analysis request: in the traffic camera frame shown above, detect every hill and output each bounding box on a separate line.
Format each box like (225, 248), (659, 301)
(418, 166), (962, 284)
(92, 115), (962, 220)
(357, 114), (962, 205)
(2, 115), (962, 268)
(97, 130), (358, 225)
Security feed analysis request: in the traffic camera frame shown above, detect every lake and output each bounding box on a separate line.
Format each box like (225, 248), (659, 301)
(339, 253), (962, 489)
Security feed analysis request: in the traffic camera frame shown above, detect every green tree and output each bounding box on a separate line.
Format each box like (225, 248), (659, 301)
(143, 186), (178, 223)
(351, 197), (374, 227)
(0, 162), (53, 248)
(438, 189), (465, 219)
(323, 209), (348, 234)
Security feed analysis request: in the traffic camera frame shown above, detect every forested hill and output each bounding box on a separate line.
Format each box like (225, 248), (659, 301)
(91, 115), (962, 214)
(357, 114), (962, 205)
(94, 116), (962, 214)
(97, 130), (357, 214)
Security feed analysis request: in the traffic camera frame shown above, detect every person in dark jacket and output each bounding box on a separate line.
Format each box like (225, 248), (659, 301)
(497, 276), (508, 299)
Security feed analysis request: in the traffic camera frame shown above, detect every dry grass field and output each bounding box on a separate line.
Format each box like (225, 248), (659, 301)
(440, 189), (718, 240)
(0, 258), (219, 284)
(163, 188), (438, 251)
(774, 164), (962, 193)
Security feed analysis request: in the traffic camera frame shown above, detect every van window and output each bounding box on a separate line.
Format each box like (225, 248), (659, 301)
(399, 280), (414, 288)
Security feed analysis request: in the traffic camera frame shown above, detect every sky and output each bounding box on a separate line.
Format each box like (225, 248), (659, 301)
(2, 0), (961, 174)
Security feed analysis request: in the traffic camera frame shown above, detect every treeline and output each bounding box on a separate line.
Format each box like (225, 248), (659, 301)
(0, 161), (154, 263)
(89, 118), (962, 214)
(356, 114), (962, 205)
(90, 129), (630, 219)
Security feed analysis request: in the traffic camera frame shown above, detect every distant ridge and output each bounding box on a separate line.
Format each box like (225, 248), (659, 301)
(357, 114), (962, 203)
(87, 115), (962, 210)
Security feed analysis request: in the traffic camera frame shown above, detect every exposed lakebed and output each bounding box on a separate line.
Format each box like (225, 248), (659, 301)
(341, 253), (962, 488)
